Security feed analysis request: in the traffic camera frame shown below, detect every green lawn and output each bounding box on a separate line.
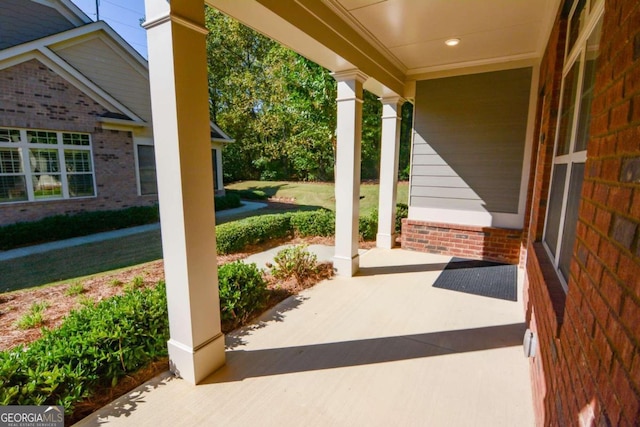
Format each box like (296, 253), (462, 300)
(226, 180), (409, 215)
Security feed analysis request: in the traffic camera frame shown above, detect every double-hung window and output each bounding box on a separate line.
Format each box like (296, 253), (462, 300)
(543, 0), (603, 286)
(0, 127), (96, 204)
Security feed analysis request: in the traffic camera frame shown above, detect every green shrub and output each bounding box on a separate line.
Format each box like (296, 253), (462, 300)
(218, 262), (267, 324)
(65, 282), (85, 297)
(0, 282), (168, 414)
(270, 245), (318, 286)
(216, 213), (293, 255)
(290, 209), (335, 237)
(395, 203), (408, 234)
(0, 206), (159, 250)
(14, 301), (49, 330)
(358, 209), (378, 241)
(214, 193), (242, 212)
(125, 276), (145, 291)
(226, 189), (269, 200)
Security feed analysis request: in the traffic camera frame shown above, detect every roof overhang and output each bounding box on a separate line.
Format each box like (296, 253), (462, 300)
(0, 22), (147, 123)
(207, 0), (562, 98)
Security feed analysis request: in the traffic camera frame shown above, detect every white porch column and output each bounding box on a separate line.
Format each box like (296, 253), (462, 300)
(332, 70), (367, 276)
(376, 97), (404, 249)
(143, 0), (225, 384)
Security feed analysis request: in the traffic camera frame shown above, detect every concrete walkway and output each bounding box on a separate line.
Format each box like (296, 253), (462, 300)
(0, 201), (267, 262)
(0, 201), (267, 291)
(75, 248), (534, 427)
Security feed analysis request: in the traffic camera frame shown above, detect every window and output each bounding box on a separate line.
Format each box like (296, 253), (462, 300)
(0, 127), (95, 204)
(136, 144), (220, 196)
(136, 144), (157, 195)
(543, 1), (603, 286)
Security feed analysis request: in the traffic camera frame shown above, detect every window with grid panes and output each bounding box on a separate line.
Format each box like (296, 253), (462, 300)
(0, 127), (96, 203)
(543, 0), (603, 286)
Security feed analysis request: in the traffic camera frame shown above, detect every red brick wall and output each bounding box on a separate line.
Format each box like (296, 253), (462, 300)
(525, 1), (640, 425)
(401, 219), (522, 264)
(0, 59), (157, 225)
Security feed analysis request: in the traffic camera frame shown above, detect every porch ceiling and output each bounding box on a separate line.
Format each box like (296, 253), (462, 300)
(208, 0), (560, 97)
(76, 249), (533, 426)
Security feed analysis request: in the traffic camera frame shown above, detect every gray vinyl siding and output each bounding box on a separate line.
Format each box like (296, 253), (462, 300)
(0, 0), (76, 49)
(53, 38), (152, 122)
(410, 67), (532, 214)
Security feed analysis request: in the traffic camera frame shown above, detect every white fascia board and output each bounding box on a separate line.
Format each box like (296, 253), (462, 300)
(98, 117), (148, 130)
(210, 121), (235, 142)
(32, 0), (92, 26)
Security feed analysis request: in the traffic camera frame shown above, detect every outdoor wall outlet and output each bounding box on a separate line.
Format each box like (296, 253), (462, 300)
(523, 328), (537, 358)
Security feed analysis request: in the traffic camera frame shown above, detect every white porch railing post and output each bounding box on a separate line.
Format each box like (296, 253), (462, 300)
(143, 0), (225, 384)
(376, 97), (404, 249)
(332, 70), (367, 277)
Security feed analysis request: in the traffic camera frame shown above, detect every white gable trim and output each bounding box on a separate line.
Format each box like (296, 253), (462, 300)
(0, 50), (145, 123)
(210, 121), (235, 143)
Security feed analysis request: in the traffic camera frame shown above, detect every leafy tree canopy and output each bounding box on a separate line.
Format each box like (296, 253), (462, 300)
(205, 8), (411, 183)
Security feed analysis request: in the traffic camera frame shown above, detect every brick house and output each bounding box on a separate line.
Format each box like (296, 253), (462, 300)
(0, 0), (232, 226)
(141, 0), (640, 423)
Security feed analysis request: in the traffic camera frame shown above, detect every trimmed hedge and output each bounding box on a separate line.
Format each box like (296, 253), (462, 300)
(289, 209), (335, 237)
(0, 206), (160, 251)
(358, 209), (378, 241)
(216, 213), (293, 254)
(395, 203), (408, 234)
(215, 205), (410, 255)
(0, 282), (169, 413)
(226, 189), (269, 200)
(214, 193), (242, 212)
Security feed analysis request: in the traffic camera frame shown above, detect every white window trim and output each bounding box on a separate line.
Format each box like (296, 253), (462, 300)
(542, 0), (604, 289)
(0, 127), (96, 204)
(134, 138), (156, 196)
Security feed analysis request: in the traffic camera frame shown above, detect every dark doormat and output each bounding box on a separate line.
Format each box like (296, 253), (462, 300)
(433, 257), (517, 301)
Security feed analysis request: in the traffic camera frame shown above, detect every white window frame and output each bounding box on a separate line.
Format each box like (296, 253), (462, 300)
(542, 0), (604, 289)
(0, 127), (96, 204)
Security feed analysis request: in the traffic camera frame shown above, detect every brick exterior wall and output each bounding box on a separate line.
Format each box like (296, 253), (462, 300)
(0, 59), (157, 225)
(401, 219), (522, 265)
(524, 1), (640, 425)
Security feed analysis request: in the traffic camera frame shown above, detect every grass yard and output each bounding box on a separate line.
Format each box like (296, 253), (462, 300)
(226, 180), (409, 215)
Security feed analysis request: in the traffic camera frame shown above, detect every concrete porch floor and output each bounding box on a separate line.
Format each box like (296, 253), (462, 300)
(75, 248), (534, 426)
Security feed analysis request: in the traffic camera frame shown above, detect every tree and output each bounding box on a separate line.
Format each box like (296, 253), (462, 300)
(205, 7), (399, 183)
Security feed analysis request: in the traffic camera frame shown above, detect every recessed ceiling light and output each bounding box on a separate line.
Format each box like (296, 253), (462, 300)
(445, 38), (460, 47)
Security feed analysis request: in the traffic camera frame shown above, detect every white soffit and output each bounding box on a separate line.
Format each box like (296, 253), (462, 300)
(330, 0), (561, 75)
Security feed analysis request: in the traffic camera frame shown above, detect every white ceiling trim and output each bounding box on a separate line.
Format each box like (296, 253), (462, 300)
(407, 53), (540, 80)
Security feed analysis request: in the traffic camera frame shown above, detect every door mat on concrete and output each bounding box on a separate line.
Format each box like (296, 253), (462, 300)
(433, 258), (517, 301)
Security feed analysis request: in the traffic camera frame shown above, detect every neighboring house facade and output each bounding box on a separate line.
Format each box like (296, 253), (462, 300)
(0, 0), (231, 227)
(142, 0), (640, 424)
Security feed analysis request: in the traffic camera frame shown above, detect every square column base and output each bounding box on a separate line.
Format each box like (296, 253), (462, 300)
(333, 254), (360, 277)
(167, 333), (226, 384)
(376, 233), (397, 249)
